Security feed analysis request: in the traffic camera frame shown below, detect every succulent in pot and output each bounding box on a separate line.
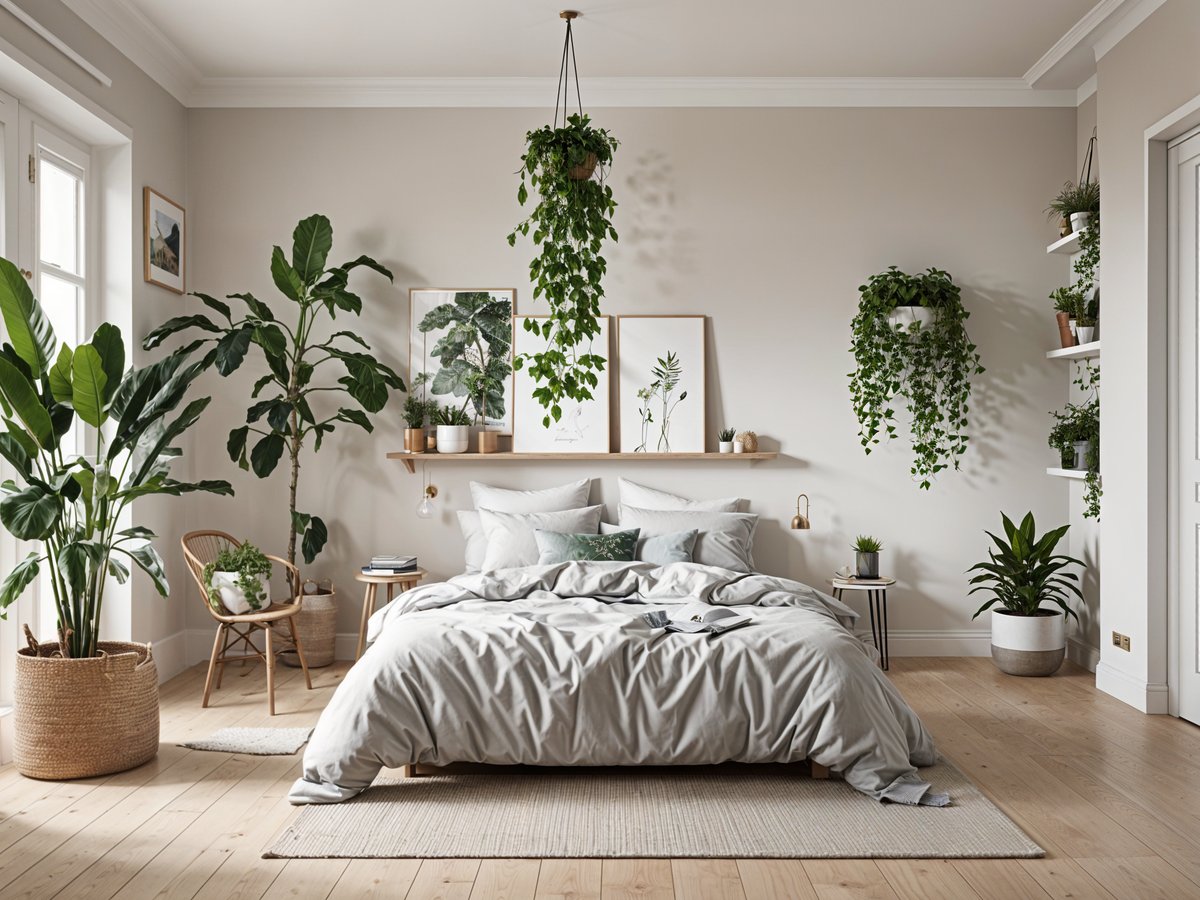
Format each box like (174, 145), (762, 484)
(202, 542), (272, 615)
(967, 511), (1084, 677)
(717, 427), (736, 454)
(852, 535), (883, 579)
(433, 404), (471, 454)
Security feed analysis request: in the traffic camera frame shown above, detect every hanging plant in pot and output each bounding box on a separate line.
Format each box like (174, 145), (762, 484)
(967, 511), (1085, 677)
(0, 256), (232, 779)
(508, 11), (618, 428)
(849, 266), (985, 489)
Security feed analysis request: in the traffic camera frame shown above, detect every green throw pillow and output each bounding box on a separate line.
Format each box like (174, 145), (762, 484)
(534, 528), (640, 564)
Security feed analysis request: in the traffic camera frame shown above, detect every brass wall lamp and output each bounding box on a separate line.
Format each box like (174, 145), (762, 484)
(791, 494), (811, 530)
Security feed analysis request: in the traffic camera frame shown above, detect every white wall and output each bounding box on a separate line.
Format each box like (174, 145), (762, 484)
(181, 105), (1077, 651)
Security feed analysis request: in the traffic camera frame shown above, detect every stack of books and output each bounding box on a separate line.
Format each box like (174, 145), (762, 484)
(362, 555), (418, 575)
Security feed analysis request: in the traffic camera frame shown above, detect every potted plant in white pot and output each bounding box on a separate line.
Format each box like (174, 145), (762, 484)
(717, 427), (736, 454)
(433, 404), (471, 454)
(202, 543), (271, 615)
(0, 256), (231, 779)
(1046, 179), (1099, 234)
(967, 511), (1085, 677)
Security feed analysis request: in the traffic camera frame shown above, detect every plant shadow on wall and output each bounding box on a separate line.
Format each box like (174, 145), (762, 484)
(619, 150), (696, 298)
(142, 214), (405, 567)
(849, 266), (984, 489)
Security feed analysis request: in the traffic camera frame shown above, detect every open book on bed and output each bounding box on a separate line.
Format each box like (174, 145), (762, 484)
(642, 601), (752, 635)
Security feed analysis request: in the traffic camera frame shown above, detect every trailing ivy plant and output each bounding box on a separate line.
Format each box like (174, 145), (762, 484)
(508, 113), (618, 427)
(202, 543), (271, 613)
(1049, 360), (1101, 519)
(142, 214), (404, 567)
(849, 266), (984, 488)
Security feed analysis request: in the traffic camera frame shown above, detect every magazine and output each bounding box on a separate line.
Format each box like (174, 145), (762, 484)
(642, 601), (752, 635)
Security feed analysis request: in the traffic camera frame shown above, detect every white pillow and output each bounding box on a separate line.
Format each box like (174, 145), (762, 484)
(617, 477), (740, 513)
(479, 506), (604, 572)
(470, 479), (591, 513)
(617, 505), (758, 573)
(460, 480), (593, 572)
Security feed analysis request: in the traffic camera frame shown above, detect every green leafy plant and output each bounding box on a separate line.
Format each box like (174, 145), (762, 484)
(967, 511), (1084, 621)
(849, 266), (984, 489)
(1046, 180), (1100, 220)
(508, 113), (618, 427)
(402, 394), (434, 430)
(1071, 225), (1101, 328)
(633, 351), (688, 453)
(417, 292), (511, 424)
(142, 215), (404, 567)
(0, 257), (232, 658)
(718, 427), (736, 442)
(852, 535), (883, 553)
(1049, 285), (1080, 315)
(202, 542), (271, 613)
(432, 405), (471, 427)
(1049, 361), (1101, 519)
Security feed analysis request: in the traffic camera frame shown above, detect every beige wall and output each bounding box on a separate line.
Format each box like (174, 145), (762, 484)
(1093, 0), (1200, 708)
(183, 105), (1076, 648)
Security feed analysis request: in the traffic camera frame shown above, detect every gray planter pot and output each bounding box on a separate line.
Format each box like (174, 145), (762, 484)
(855, 551), (879, 579)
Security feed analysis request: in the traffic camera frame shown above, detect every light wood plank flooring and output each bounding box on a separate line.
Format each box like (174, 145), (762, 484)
(0, 657), (1197, 899)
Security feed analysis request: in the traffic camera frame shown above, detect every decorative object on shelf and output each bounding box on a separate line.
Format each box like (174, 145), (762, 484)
(0, 256), (230, 778)
(508, 11), (617, 428)
(853, 535), (883, 579)
(402, 372), (435, 453)
(790, 494), (812, 530)
(968, 511), (1084, 677)
(513, 315), (610, 452)
(735, 431), (759, 453)
(409, 289), (515, 435)
(1049, 286), (1079, 348)
(1048, 360), (1101, 519)
(433, 405), (471, 454)
(143, 214), (403, 566)
(849, 266), (984, 489)
(1076, 323), (1095, 345)
(717, 427), (736, 454)
(478, 431), (501, 453)
(143, 186), (185, 293)
(202, 542), (271, 615)
(278, 578), (337, 668)
(618, 316), (706, 453)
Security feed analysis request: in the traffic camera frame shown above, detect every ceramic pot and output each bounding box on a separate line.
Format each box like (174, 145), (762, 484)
(207, 572), (269, 615)
(1055, 312), (1075, 349)
(990, 609), (1065, 676)
(1076, 325), (1096, 344)
(733, 440), (745, 454)
(887, 305), (935, 333)
(436, 425), (470, 454)
(718, 441), (733, 454)
(403, 428), (425, 453)
(855, 551), (879, 579)
(1070, 211), (1091, 233)
(1072, 440), (1091, 470)
(477, 430), (500, 454)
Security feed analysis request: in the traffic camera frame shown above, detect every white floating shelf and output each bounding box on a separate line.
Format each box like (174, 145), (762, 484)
(1047, 467), (1088, 480)
(1047, 229), (1088, 255)
(1046, 341), (1100, 360)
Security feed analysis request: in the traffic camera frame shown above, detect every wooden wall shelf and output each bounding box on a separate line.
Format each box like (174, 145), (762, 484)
(387, 450), (779, 474)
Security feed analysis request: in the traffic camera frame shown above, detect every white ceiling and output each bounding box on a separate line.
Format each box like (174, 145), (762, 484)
(101, 0), (1098, 79)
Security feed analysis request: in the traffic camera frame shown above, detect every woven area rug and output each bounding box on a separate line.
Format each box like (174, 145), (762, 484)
(265, 760), (1042, 859)
(181, 727), (313, 755)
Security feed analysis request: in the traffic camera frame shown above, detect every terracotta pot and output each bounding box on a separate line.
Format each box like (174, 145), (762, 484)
(1055, 312), (1075, 349)
(403, 428), (425, 453)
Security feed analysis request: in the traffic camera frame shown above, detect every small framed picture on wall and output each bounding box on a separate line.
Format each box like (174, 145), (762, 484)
(143, 187), (185, 293)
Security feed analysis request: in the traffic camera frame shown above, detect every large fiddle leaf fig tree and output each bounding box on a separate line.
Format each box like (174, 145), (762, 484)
(0, 256), (232, 658)
(142, 214), (403, 567)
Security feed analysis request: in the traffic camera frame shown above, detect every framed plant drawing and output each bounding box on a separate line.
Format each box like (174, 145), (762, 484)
(617, 316), (706, 453)
(513, 315), (610, 453)
(409, 289), (516, 433)
(143, 187), (185, 293)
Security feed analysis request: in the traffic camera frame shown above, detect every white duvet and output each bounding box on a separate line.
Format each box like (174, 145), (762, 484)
(289, 562), (947, 806)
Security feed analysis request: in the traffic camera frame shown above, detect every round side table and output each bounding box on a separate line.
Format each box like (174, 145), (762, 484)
(827, 578), (897, 670)
(354, 569), (427, 660)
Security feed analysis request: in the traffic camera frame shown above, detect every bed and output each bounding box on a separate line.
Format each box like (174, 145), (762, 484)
(288, 560), (948, 807)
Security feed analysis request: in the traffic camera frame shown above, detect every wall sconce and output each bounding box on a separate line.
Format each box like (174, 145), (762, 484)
(790, 493), (811, 530)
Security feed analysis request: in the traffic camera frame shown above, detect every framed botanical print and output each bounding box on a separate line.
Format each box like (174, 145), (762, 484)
(143, 187), (185, 293)
(512, 315), (611, 453)
(409, 289), (516, 433)
(617, 315), (706, 453)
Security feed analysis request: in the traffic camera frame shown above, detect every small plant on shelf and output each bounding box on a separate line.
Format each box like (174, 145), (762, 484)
(432, 405), (472, 427)
(1048, 361), (1101, 519)
(852, 535), (883, 553)
(852, 535), (883, 579)
(718, 427), (736, 442)
(1046, 180), (1100, 222)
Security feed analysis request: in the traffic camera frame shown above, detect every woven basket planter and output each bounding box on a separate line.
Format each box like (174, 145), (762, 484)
(14, 641), (159, 780)
(278, 588), (337, 668)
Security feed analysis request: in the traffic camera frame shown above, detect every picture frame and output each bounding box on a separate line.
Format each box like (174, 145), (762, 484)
(617, 315), (706, 453)
(409, 288), (516, 434)
(512, 315), (611, 453)
(143, 187), (185, 294)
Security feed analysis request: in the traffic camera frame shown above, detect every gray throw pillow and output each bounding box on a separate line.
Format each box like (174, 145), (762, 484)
(600, 522), (699, 566)
(617, 505), (758, 573)
(535, 529), (640, 564)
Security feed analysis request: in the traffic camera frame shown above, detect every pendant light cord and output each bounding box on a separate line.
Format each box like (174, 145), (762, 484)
(553, 18), (584, 128)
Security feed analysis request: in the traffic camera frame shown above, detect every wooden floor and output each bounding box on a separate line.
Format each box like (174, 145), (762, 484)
(0, 657), (1197, 899)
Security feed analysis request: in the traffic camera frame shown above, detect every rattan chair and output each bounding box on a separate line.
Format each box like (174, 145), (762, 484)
(181, 530), (312, 715)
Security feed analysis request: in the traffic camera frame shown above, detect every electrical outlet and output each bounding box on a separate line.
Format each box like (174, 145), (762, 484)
(1112, 631), (1122, 647)
(1121, 634), (1131, 652)
(1112, 631), (1131, 651)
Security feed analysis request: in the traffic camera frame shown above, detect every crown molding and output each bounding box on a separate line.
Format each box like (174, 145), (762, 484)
(188, 76), (1076, 109)
(1024, 0), (1165, 94)
(61, 0), (199, 105)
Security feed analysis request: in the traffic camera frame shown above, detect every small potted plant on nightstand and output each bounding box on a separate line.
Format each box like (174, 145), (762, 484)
(967, 511), (1084, 677)
(718, 427), (736, 453)
(853, 535), (882, 579)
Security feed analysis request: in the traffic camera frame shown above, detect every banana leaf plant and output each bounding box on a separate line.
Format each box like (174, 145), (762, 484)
(0, 257), (232, 658)
(141, 214), (404, 567)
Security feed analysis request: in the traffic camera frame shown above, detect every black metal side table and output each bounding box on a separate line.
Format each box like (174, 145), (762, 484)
(827, 578), (897, 670)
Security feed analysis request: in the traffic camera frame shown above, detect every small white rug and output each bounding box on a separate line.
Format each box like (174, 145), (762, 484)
(265, 760), (1042, 859)
(181, 727), (313, 755)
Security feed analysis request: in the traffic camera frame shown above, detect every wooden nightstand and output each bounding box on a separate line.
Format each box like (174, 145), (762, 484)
(354, 569), (427, 660)
(827, 577), (897, 670)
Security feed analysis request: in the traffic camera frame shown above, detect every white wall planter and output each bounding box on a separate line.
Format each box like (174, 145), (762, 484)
(436, 425), (470, 454)
(208, 572), (269, 615)
(1076, 325), (1095, 344)
(887, 306), (935, 332)
(1072, 439), (1092, 470)
(990, 608), (1066, 676)
(1070, 211), (1091, 233)
(718, 441), (733, 454)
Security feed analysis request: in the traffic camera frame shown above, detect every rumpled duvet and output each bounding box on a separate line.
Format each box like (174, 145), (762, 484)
(289, 562), (947, 807)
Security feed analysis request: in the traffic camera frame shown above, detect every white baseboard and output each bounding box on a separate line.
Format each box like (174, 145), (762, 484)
(1067, 636), (1101, 672)
(1095, 662), (1169, 713)
(855, 629), (991, 657)
(151, 630), (190, 684)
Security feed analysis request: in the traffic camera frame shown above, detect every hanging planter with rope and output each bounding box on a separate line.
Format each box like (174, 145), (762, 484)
(508, 10), (619, 428)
